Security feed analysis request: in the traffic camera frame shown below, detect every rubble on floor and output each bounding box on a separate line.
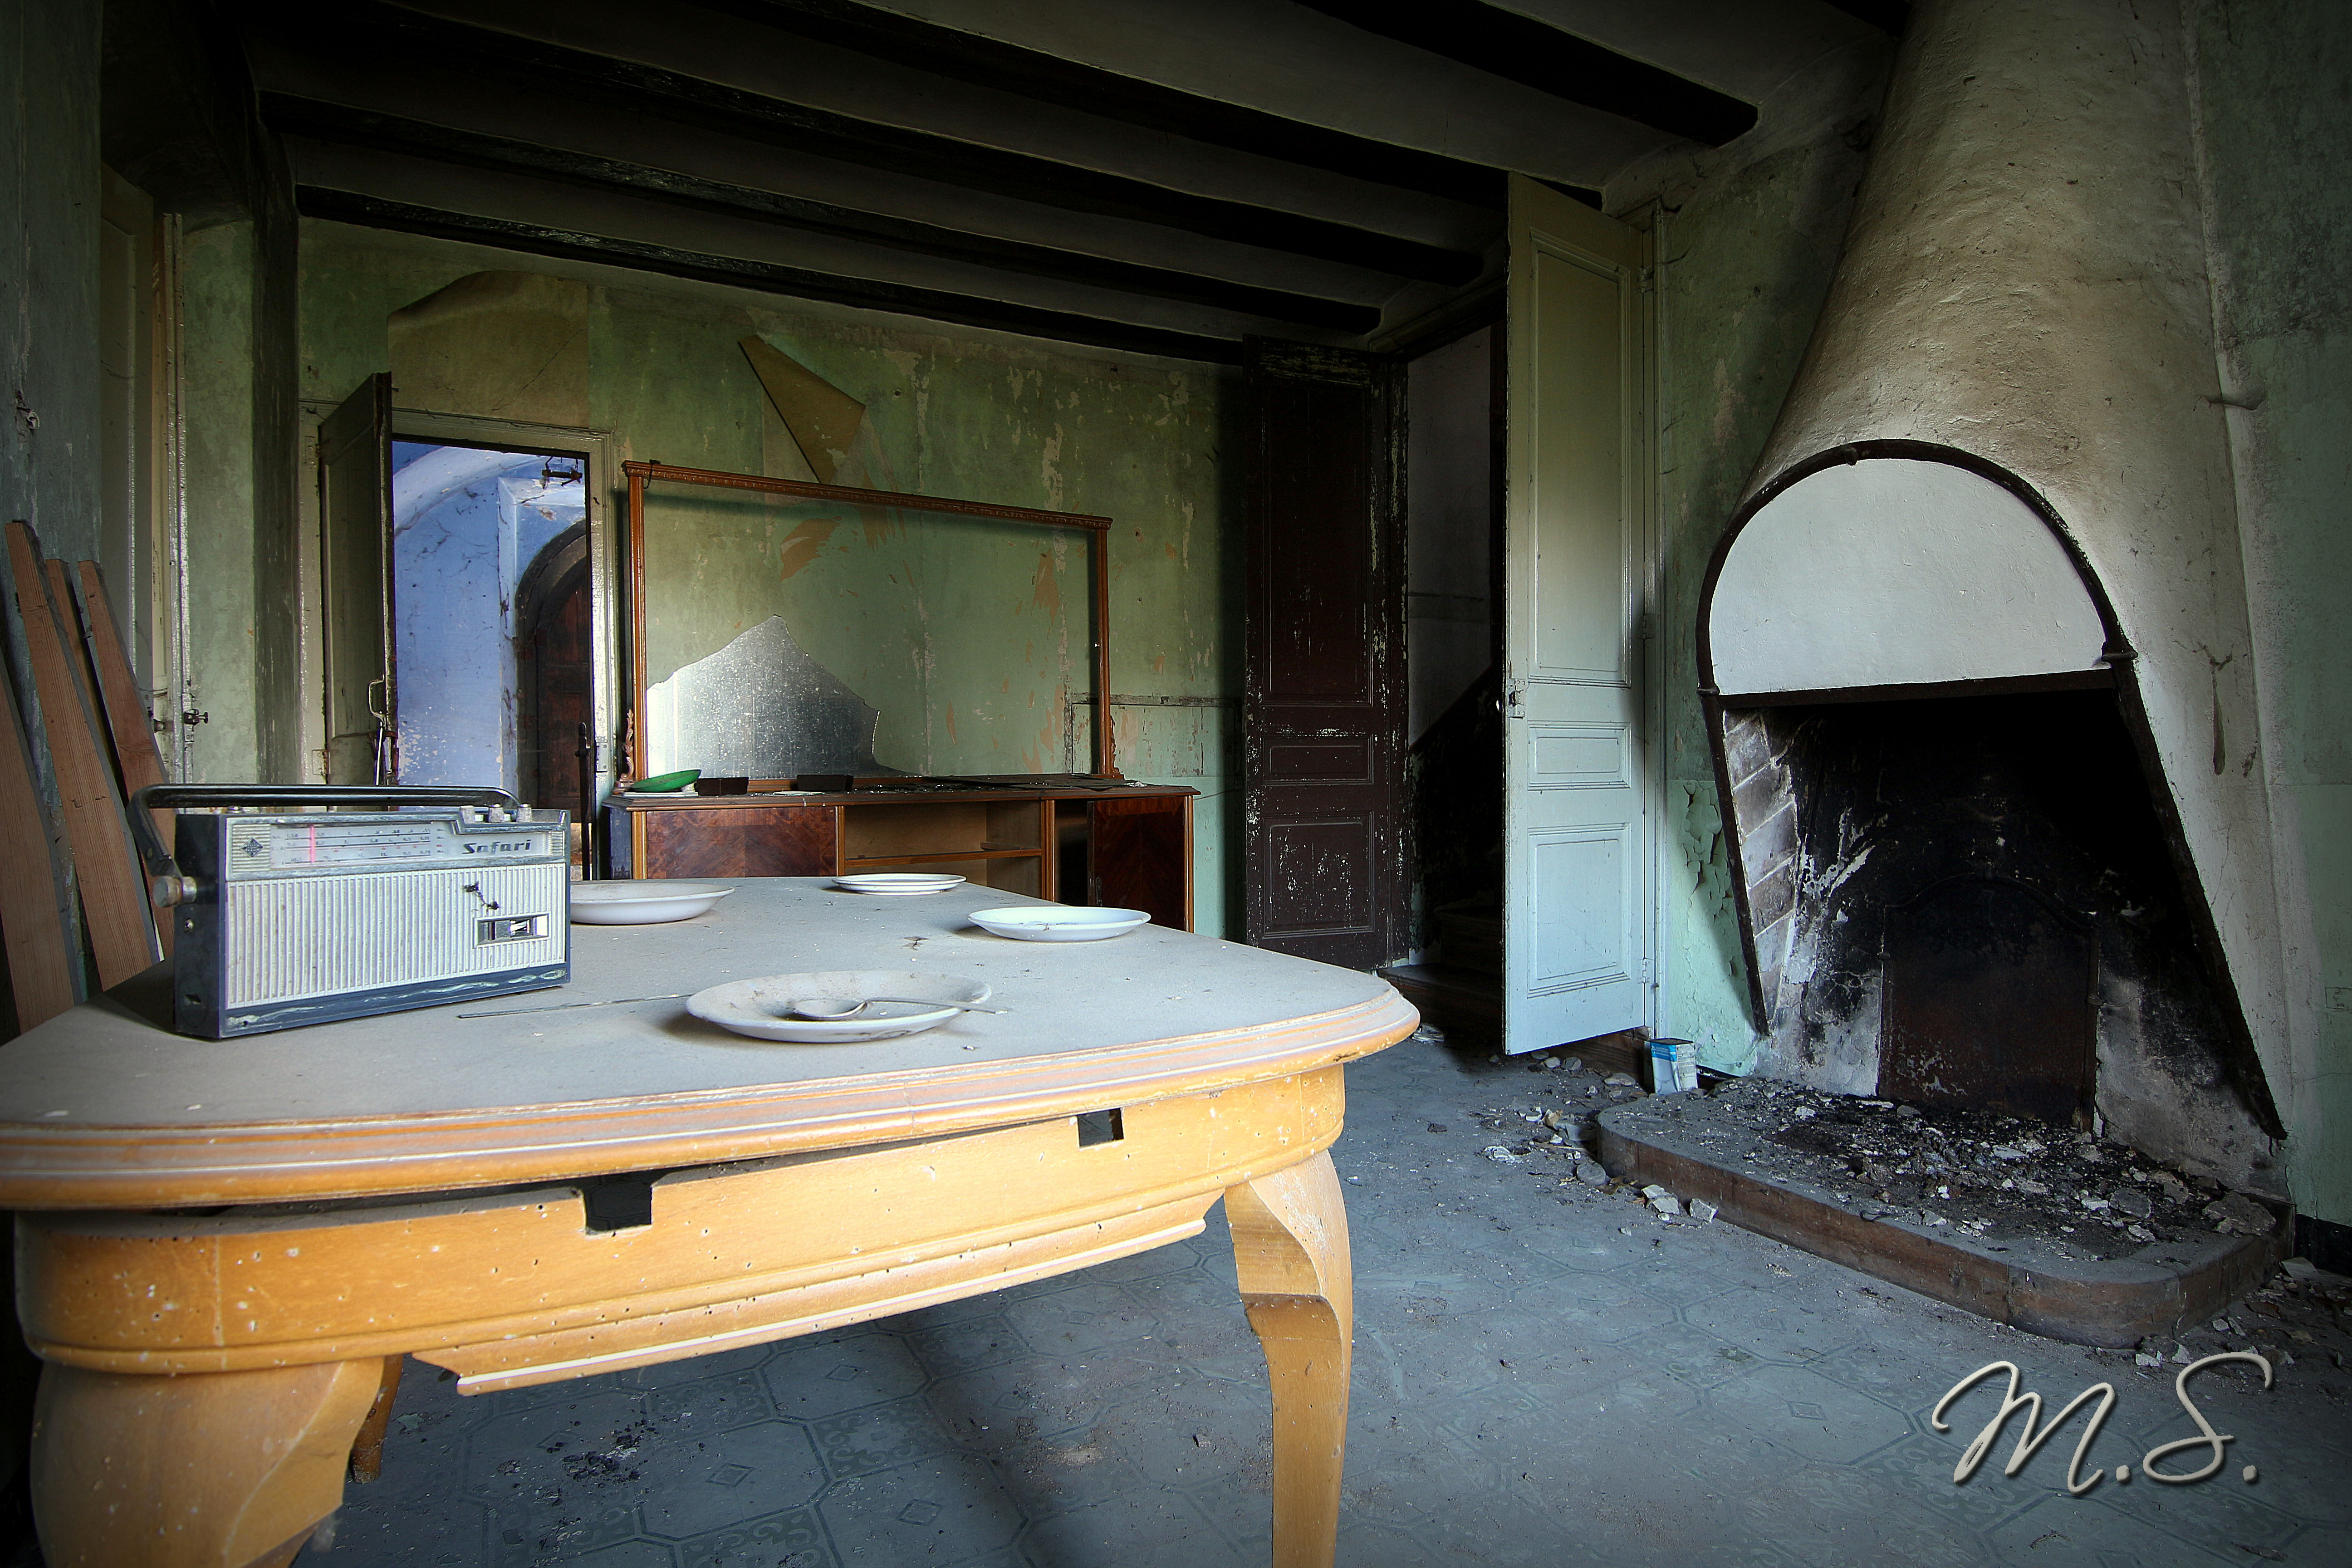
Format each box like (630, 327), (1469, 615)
(1627, 1074), (2284, 1263)
(1428, 1027), (2335, 1318)
(2131, 1257), (2352, 1373)
(1410, 1024), (2352, 1389)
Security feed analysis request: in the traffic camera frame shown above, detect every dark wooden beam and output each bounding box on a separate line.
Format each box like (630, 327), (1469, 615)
(690, 0), (1539, 211)
(1294, 0), (1758, 147)
(264, 95), (1382, 333)
(294, 187), (1246, 364)
(247, 1), (1484, 284)
(1819, 0), (1911, 34)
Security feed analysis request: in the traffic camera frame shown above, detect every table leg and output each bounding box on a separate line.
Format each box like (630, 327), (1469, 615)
(346, 1356), (407, 1484)
(1227, 1149), (1353, 1568)
(30, 1358), (386, 1568)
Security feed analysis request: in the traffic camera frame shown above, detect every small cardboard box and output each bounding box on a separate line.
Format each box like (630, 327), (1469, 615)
(1646, 1037), (1700, 1094)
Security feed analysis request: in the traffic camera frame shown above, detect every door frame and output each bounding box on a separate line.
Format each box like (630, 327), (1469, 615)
(298, 404), (618, 813)
(1640, 200), (1671, 1044)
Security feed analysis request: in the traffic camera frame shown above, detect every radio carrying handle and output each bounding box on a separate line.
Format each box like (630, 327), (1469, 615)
(130, 784), (523, 898)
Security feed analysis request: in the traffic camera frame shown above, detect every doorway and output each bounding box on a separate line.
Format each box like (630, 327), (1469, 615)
(387, 441), (589, 809)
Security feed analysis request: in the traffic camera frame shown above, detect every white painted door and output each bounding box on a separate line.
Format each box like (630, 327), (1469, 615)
(1502, 177), (1653, 1054)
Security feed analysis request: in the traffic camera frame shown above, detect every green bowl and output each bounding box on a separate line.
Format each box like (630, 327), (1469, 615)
(628, 768), (701, 794)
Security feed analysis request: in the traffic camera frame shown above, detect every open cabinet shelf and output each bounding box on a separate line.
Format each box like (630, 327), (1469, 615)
(607, 781), (1195, 930)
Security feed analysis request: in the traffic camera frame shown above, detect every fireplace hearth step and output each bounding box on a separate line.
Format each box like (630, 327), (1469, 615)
(1597, 1098), (2288, 1348)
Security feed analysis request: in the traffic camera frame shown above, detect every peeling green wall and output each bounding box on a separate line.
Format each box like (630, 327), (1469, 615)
(299, 223), (1240, 936)
(1643, 101), (1886, 1068)
(2195, 0), (2352, 1225)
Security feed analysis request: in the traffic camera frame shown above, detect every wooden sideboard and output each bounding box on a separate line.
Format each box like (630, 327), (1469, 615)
(607, 779), (1196, 930)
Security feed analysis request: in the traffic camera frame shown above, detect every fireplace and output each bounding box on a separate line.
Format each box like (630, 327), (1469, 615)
(1699, 448), (2284, 1197)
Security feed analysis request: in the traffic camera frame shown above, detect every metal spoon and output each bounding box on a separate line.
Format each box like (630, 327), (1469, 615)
(789, 996), (1006, 1019)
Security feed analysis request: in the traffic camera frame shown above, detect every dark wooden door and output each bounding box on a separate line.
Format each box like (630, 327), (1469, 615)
(1242, 340), (1406, 968)
(516, 530), (591, 813)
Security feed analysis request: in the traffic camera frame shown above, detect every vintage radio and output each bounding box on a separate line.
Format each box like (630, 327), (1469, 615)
(133, 785), (571, 1039)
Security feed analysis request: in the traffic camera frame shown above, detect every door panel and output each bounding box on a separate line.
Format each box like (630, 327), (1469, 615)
(1504, 178), (1653, 1051)
(317, 375), (394, 784)
(1243, 341), (1406, 968)
(1089, 794), (1191, 932)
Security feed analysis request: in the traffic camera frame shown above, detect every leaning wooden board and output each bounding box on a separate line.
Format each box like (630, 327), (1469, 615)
(4, 523), (152, 987)
(0, 649), (77, 1030)
(0, 879), (1414, 1568)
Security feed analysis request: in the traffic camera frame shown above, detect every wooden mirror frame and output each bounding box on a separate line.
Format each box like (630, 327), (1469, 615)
(621, 460), (1118, 780)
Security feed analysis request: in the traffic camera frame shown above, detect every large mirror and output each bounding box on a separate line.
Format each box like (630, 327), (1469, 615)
(626, 462), (1116, 781)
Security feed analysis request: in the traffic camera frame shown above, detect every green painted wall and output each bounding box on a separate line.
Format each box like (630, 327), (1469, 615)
(0, 0), (100, 567)
(2195, 0), (2352, 1225)
(299, 223), (1241, 936)
(1643, 111), (1886, 1069)
(181, 221), (263, 781)
(178, 201), (300, 786)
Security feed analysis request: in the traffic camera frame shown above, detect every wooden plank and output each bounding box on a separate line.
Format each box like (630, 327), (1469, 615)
(64, 563), (172, 955)
(0, 649), (78, 1033)
(5, 523), (155, 987)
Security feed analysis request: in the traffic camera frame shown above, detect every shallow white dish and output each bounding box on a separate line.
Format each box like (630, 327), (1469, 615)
(832, 873), (967, 896)
(686, 970), (991, 1043)
(968, 906), (1150, 942)
(569, 880), (734, 924)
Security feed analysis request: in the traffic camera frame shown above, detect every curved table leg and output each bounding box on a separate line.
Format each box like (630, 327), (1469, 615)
(1227, 1149), (1353, 1568)
(31, 1357), (387, 1568)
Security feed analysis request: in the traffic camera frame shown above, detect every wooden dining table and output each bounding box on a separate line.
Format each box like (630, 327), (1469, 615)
(0, 878), (1415, 1568)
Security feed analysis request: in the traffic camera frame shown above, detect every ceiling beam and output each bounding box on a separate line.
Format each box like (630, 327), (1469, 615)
(263, 95), (1383, 333)
(295, 187), (1246, 364)
(690, 0), (1561, 211)
(1293, 0), (1758, 147)
(248, 1), (1484, 284)
(1818, 0), (1910, 33)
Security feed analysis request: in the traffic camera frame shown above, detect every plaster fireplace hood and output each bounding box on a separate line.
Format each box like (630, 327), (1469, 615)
(1697, 0), (2284, 1195)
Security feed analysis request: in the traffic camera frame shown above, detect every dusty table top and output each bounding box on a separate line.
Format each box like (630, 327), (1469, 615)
(0, 880), (1411, 1208)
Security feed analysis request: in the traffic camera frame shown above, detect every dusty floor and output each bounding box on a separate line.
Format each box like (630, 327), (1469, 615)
(294, 1035), (2352, 1568)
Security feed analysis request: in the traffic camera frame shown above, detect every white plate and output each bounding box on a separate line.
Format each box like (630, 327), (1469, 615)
(686, 970), (991, 1042)
(569, 881), (734, 924)
(968, 906), (1150, 941)
(832, 873), (967, 895)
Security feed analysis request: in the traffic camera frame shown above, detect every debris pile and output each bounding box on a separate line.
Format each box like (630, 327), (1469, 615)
(2131, 1257), (2352, 1374)
(1455, 1054), (1702, 1217)
(1612, 1075), (2283, 1264)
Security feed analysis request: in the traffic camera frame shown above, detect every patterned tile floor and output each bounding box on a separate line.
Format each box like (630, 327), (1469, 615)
(297, 1037), (2352, 1567)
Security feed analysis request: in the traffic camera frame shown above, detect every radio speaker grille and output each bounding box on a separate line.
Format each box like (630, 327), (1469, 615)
(222, 865), (568, 1006)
